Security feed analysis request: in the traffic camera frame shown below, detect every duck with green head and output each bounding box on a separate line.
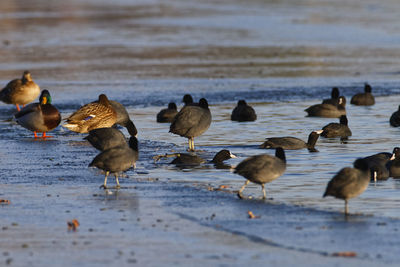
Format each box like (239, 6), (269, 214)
(14, 89), (61, 138)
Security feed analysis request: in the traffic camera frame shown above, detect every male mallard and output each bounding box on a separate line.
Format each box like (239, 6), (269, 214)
(14, 89), (61, 138)
(63, 94), (117, 133)
(0, 70), (40, 111)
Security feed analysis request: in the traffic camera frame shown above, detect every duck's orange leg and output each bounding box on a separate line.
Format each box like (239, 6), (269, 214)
(42, 132), (53, 138)
(16, 104), (21, 111)
(34, 131), (38, 138)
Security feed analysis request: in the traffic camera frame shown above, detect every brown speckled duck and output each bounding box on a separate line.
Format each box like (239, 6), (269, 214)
(14, 89), (61, 138)
(0, 71), (40, 111)
(63, 94), (117, 133)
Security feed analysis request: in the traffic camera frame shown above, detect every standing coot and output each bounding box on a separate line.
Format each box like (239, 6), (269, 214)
(323, 158), (370, 215)
(234, 147), (286, 199)
(170, 98), (211, 151)
(89, 136), (139, 189)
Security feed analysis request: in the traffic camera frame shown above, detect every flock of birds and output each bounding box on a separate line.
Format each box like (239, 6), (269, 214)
(1, 71), (400, 215)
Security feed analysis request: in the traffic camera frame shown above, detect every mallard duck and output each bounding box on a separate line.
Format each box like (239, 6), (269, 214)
(14, 89), (61, 138)
(63, 94), (117, 133)
(0, 70), (40, 111)
(170, 98), (212, 151)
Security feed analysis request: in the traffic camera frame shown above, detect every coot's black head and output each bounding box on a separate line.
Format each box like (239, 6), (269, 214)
(199, 98), (209, 109)
(364, 83), (372, 93)
(168, 102), (177, 110)
(128, 136), (139, 152)
(211, 149), (236, 163)
(331, 87), (339, 98)
(391, 147), (400, 160)
(183, 94), (194, 105)
(353, 158), (369, 171)
(339, 115), (348, 125)
(275, 147), (286, 163)
(238, 100), (247, 106)
(338, 96), (346, 106)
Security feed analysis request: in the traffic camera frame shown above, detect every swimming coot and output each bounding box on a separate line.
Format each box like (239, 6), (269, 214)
(157, 102), (178, 123)
(321, 115), (352, 138)
(322, 87), (340, 105)
(305, 96), (346, 118)
(388, 147), (400, 178)
(389, 105), (400, 127)
(231, 100), (257, 122)
(260, 130), (323, 152)
(350, 83), (375, 106)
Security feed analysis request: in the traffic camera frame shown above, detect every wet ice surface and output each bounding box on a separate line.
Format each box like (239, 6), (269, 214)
(1, 0), (400, 266)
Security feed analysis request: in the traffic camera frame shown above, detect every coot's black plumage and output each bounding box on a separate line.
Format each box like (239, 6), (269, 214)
(321, 115), (352, 138)
(350, 83), (375, 106)
(389, 105), (400, 127)
(231, 100), (257, 122)
(260, 130), (323, 152)
(305, 96), (346, 118)
(363, 149), (393, 181)
(89, 137), (139, 189)
(170, 149), (236, 167)
(323, 158), (370, 215)
(170, 98), (212, 151)
(157, 102), (178, 123)
(85, 127), (127, 151)
(388, 147), (400, 178)
(109, 100), (138, 137)
(322, 87), (340, 105)
(235, 147), (286, 199)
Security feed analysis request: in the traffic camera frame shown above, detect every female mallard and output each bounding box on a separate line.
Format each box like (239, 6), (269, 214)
(14, 89), (61, 138)
(63, 94), (117, 133)
(0, 70), (40, 111)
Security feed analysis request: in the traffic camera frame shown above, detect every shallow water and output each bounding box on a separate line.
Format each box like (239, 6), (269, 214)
(1, 0), (400, 265)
